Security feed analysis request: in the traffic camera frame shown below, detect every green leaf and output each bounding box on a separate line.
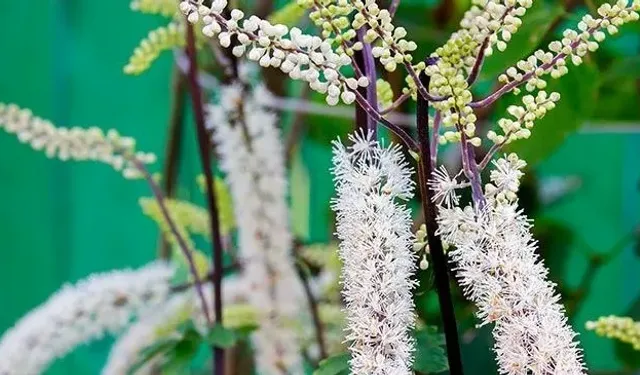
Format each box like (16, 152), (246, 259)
(206, 324), (239, 349)
(128, 337), (181, 375)
(505, 61), (600, 166)
(313, 352), (350, 375)
(160, 325), (202, 374)
(413, 327), (449, 374)
(481, 2), (565, 78)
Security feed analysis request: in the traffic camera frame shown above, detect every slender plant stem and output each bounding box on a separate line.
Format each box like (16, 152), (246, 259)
(295, 258), (328, 360)
(355, 28), (379, 137)
(185, 21), (226, 375)
(469, 23), (604, 109)
(171, 262), (240, 293)
(466, 37), (490, 86)
(353, 92), (418, 152)
(416, 72), (465, 375)
(129, 158), (212, 324)
(158, 65), (187, 260)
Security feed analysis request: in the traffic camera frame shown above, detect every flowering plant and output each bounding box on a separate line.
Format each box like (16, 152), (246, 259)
(1, 0), (640, 374)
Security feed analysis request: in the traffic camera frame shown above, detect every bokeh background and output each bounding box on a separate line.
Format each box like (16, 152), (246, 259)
(1, 0), (639, 374)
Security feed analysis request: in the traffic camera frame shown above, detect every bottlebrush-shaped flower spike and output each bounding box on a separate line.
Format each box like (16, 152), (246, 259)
(331, 132), (417, 375)
(435, 156), (586, 375)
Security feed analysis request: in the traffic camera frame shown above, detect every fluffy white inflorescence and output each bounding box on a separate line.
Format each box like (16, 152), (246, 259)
(0, 103), (156, 179)
(0, 262), (174, 375)
(435, 156), (586, 375)
(208, 84), (305, 375)
(331, 132), (417, 375)
(179, 0), (370, 106)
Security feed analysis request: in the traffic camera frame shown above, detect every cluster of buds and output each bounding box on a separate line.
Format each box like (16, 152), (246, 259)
(586, 315), (640, 351)
(0, 103), (155, 179)
(356, 0), (419, 72)
(130, 0), (177, 17)
(425, 63), (478, 146)
(422, 0), (537, 147)
(124, 22), (186, 75)
(459, 0), (533, 55)
(498, 0), (640, 96)
(180, 0), (372, 106)
(299, 0), (359, 55)
(300, 0), (420, 70)
(488, 91), (561, 145)
(485, 153), (527, 203)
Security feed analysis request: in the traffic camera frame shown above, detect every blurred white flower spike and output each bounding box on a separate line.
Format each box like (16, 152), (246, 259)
(0, 262), (174, 375)
(208, 84), (305, 375)
(331, 132), (417, 375)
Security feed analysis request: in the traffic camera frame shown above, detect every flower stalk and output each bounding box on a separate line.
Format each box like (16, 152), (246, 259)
(415, 71), (464, 375)
(185, 20), (226, 375)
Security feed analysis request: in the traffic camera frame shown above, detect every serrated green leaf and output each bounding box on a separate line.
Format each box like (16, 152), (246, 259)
(481, 2), (565, 78)
(313, 352), (350, 375)
(206, 324), (239, 349)
(413, 327), (449, 374)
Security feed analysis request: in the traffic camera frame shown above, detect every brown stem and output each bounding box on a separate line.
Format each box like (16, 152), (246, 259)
(185, 21), (226, 375)
(130, 158), (212, 324)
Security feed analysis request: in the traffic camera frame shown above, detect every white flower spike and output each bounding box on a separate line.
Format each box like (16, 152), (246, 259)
(331, 132), (417, 375)
(0, 262), (174, 375)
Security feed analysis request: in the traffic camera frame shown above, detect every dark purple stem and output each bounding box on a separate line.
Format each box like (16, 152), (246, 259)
(416, 71), (465, 375)
(469, 24), (601, 109)
(356, 28), (379, 137)
(185, 21), (226, 375)
(466, 145), (485, 206)
(466, 37), (490, 86)
(353, 92), (418, 152)
(456, 127), (485, 207)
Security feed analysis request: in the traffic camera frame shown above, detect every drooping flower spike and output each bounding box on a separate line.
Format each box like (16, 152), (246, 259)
(0, 262), (174, 375)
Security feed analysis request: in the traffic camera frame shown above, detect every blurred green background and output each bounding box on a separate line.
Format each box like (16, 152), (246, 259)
(0, 0), (639, 374)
